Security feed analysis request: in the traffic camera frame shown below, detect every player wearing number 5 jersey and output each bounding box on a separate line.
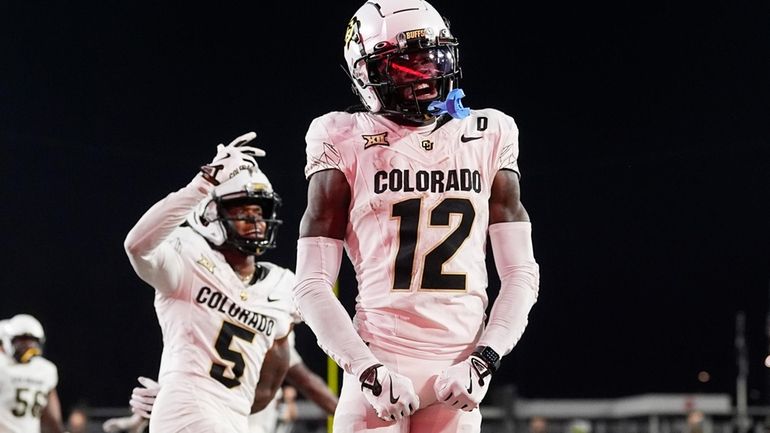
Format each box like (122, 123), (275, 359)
(124, 132), (300, 433)
(292, 1), (540, 432)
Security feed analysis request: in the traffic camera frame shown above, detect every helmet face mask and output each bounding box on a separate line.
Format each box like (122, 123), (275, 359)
(344, 0), (461, 124)
(366, 46), (459, 121)
(188, 168), (283, 256)
(11, 336), (42, 363)
(215, 189), (282, 256)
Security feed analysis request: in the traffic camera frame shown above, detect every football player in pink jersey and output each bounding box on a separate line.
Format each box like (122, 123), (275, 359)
(292, 1), (540, 432)
(124, 132), (299, 432)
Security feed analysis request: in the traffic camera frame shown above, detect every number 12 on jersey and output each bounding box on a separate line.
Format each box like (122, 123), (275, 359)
(391, 197), (475, 291)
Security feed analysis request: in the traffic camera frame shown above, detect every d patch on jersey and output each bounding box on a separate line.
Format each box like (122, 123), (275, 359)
(363, 132), (389, 149)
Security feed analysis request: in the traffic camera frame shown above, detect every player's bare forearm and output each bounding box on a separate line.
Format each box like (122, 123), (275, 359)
(299, 170), (351, 239)
(286, 363), (339, 415)
(489, 169), (530, 224)
(251, 336), (291, 413)
(41, 390), (65, 433)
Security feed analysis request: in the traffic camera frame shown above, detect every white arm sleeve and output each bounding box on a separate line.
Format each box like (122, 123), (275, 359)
(124, 175), (213, 295)
(292, 237), (380, 378)
(477, 222), (540, 356)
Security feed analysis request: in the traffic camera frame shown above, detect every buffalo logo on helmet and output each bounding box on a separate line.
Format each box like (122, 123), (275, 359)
(246, 182), (268, 193)
(344, 16), (361, 49)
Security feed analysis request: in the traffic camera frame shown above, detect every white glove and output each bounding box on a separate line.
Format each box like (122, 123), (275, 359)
(359, 364), (419, 422)
(102, 414), (147, 433)
(129, 376), (160, 419)
(199, 131), (266, 186)
(433, 354), (494, 411)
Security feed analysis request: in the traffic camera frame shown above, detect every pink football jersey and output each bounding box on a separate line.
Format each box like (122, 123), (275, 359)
(304, 108), (520, 358)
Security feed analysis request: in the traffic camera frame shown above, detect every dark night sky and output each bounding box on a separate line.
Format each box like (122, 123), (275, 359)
(2, 1), (769, 413)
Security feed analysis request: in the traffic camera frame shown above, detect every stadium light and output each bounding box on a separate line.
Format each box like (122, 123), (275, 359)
(697, 371), (711, 383)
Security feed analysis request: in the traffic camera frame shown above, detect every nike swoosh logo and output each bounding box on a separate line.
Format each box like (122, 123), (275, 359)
(389, 378), (400, 404)
(267, 296), (280, 302)
(466, 368), (473, 394)
(460, 135), (482, 143)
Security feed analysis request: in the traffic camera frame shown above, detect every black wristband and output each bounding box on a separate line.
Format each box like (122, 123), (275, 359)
(472, 346), (501, 373)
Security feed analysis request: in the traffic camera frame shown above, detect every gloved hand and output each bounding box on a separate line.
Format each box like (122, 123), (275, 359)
(129, 376), (160, 419)
(199, 131), (266, 186)
(102, 413), (147, 433)
(359, 363), (419, 422)
(433, 353), (494, 411)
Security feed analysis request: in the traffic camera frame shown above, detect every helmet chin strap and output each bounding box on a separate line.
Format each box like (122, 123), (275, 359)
(427, 88), (470, 119)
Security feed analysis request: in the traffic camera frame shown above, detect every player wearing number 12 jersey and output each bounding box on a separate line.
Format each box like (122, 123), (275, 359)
(304, 108), (519, 358)
(292, 1), (540, 432)
(124, 133), (299, 433)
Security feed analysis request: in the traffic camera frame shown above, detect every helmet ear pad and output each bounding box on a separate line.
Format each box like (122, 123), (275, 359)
(351, 60), (383, 112)
(187, 198), (227, 247)
(204, 199), (228, 245)
(202, 200), (217, 222)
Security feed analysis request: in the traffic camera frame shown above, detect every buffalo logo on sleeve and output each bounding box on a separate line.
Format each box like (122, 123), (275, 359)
(196, 255), (216, 274)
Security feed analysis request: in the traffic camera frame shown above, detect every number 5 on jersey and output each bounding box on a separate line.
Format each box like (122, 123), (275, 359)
(391, 197), (475, 291)
(210, 321), (256, 388)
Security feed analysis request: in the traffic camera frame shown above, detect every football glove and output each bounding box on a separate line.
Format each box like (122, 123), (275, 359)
(359, 363), (420, 422)
(199, 131), (266, 186)
(433, 352), (495, 412)
(102, 414), (147, 433)
(129, 376), (159, 419)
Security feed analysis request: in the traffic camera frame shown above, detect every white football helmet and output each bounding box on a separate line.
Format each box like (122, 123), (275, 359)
(187, 167), (282, 255)
(7, 314), (45, 343)
(343, 0), (461, 124)
(7, 314), (45, 362)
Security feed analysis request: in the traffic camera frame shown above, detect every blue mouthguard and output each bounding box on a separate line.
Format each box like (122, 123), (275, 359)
(427, 88), (470, 119)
